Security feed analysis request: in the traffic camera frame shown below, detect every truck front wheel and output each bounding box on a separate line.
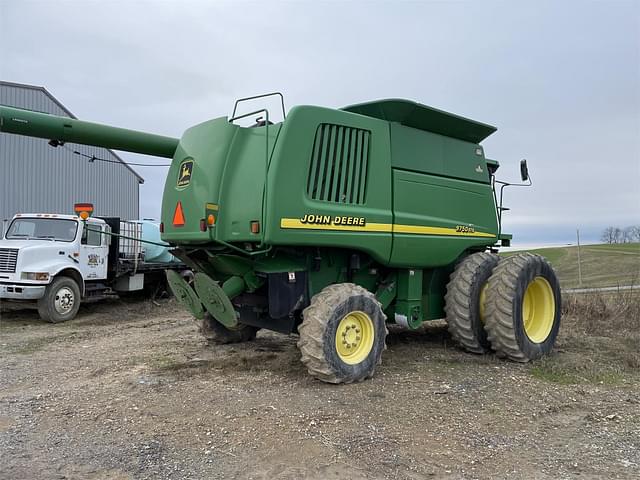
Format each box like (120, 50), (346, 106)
(37, 276), (81, 323)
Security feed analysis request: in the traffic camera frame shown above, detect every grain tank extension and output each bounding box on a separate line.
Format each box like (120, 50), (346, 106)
(0, 94), (561, 383)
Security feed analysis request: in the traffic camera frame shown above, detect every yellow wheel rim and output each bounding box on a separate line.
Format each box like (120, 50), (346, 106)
(335, 311), (375, 365)
(479, 283), (488, 323)
(522, 276), (555, 343)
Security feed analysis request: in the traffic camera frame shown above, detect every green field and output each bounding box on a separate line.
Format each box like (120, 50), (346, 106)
(502, 243), (640, 289)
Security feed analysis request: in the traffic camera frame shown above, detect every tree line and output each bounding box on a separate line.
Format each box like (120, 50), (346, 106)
(601, 226), (640, 244)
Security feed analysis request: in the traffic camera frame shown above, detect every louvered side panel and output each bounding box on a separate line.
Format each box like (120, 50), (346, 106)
(306, 124), (371, 205)
(357, 131), (370, 204)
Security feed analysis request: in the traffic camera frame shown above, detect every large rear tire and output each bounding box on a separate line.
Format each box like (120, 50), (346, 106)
(484, 253), (561, 362)
(445, 252), (499, 354)
(37, 276), (81, 323)
(199, 312), (259, 344)
(297, 283), (387, 384)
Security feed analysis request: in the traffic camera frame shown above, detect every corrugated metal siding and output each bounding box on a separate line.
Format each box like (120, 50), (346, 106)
(0, 83), (141, 226)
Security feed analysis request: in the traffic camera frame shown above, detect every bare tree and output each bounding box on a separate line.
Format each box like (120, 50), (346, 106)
(601, 226), (640, 244)
(613, 227), (623, 244)
(623, 226), (634, 243)
(601, 226), (616, 244)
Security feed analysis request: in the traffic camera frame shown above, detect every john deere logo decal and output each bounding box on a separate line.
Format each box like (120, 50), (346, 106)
(177, 159), (193, 189)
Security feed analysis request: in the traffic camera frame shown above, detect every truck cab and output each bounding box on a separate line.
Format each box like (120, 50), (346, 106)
(0, 213), (109, 322)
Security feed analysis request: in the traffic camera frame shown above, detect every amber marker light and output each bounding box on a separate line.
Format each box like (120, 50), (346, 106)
(74, 202), (94, 220)
(207, 214), (216, 226)
(250, 221), (260, 234)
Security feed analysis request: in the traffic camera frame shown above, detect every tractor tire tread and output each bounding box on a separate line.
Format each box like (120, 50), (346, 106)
(297, 283), (387, 384)
(444, 252), (499, 354)
(484, 253), (559, 362)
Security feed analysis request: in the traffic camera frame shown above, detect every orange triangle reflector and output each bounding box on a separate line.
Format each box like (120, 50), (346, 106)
(173, 201), (185, 227)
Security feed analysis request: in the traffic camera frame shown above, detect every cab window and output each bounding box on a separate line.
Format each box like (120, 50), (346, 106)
(81, 225), (102, 246)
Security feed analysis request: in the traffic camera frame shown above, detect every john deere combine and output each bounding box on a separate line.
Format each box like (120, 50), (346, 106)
(0, 93), (561, 383)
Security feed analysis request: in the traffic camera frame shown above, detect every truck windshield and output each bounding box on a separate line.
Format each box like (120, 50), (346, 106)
(6, 218), (78, 242)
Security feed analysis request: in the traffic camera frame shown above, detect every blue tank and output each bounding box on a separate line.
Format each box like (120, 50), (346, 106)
(139, 220), (180, 263)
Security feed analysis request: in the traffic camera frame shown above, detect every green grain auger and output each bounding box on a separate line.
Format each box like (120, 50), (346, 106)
(0, 93), (561, 383)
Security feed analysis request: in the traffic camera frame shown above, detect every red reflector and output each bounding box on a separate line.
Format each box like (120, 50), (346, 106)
(250, 221), (260, 234)
(199, 219), (207, 232)
(159, 222), (164, 233)
(173, 201), (185, 227)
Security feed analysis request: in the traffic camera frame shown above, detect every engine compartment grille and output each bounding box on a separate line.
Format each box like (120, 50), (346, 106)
(0, 248), (18, 273)
(306, 123), (371, 204)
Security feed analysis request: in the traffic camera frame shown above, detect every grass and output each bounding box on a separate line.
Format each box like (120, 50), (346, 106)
(503, 242), (640, 289)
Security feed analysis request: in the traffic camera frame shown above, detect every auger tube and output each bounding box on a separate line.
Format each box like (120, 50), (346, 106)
(0, 105), (179, 158)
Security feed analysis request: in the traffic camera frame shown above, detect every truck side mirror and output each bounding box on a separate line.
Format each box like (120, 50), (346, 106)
(520, 159), (529, 182)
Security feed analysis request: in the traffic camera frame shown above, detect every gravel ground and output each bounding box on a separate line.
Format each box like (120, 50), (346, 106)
(1, 297), (639, 479)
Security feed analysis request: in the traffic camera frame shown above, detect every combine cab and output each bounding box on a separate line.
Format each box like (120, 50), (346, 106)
(0, 93), (561, 383)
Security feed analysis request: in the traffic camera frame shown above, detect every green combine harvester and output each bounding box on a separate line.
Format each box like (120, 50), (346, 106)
(0, 93), (561, 383)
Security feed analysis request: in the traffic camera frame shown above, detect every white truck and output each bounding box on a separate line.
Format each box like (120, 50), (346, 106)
(0, 212), (183, 322)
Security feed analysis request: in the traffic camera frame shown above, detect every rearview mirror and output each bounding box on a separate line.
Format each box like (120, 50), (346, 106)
(520, 159), (529, 182)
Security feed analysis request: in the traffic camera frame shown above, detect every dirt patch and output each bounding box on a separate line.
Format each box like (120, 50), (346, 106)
(1, 296), (639, 479)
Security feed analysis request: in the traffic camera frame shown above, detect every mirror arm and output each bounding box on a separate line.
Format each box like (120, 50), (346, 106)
(494, 175), (532, 239)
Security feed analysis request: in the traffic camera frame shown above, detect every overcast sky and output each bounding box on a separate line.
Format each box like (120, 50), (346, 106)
(1, 0), (639, 246)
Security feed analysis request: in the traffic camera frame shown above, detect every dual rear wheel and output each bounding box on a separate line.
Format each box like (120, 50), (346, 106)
(445, 252), (561, 362)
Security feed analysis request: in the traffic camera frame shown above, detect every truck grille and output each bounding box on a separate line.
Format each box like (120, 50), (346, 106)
(0, 248), (18, 273)
(307, 123), (371, 205)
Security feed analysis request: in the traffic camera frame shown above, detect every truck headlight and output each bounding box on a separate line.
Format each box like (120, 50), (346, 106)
(22, 272), (50, 281)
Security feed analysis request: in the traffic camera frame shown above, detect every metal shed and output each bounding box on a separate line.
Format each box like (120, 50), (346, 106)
(0, 81), (143, 232)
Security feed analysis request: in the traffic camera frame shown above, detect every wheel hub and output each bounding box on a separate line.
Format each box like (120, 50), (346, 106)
(54, 287), (74, 314)
(335, 311), (374, 365)
(522, 276), (555, 343)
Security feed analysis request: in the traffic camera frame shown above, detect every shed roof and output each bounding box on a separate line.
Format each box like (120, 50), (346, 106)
(342, 99), (497, 144)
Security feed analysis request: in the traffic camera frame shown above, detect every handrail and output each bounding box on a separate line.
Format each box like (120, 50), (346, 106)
(231, 92), (286, 122)
(495, 175), (532, 239)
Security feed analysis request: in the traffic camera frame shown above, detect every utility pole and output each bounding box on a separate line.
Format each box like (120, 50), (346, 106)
(576, 228), (583, 287)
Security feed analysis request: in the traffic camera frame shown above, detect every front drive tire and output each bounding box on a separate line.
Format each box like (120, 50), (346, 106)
(37, 276), (81, 323)
(484, 253), (561, 362)
(445, 252), (499, 354)
(297, 283), (387, 384)
(199, 312), (259, 344)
